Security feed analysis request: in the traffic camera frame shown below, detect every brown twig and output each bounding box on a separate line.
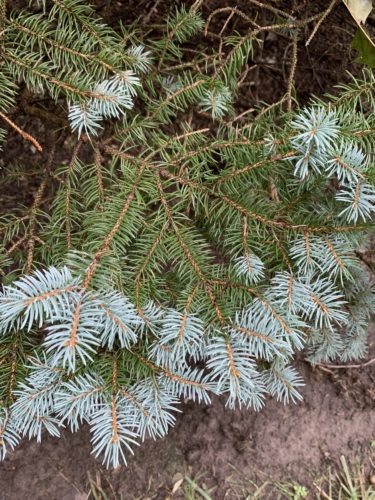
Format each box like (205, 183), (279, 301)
(204, 7), (259, 37)
(191, 0), (204, 11)
(25, 141), (56, 273)
(65, 141), (82, 249)
(0, 111), (43, 152)
(305, 0), (337, 47)
(287, 30), (299, 114)
(313, 358), (375, 370)
(26, 177), (48, 273)
(93, 145), (105, 207)
(5, 235), (27, 256)
(246, 0), (293, 19)
(141, 0), (163, 25)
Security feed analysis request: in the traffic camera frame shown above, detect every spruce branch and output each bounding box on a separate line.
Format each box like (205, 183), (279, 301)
(0, 0), (374, 468)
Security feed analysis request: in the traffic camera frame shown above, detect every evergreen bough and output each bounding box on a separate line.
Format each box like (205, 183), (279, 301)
(0, 1), (374, 467)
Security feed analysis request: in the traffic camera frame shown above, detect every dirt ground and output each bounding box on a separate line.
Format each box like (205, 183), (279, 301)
(1, 1), (375, 499)
(0, 338), (374, 499)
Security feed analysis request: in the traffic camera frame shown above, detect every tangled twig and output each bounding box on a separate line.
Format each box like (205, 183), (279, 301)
(313, 358), (375, 370)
